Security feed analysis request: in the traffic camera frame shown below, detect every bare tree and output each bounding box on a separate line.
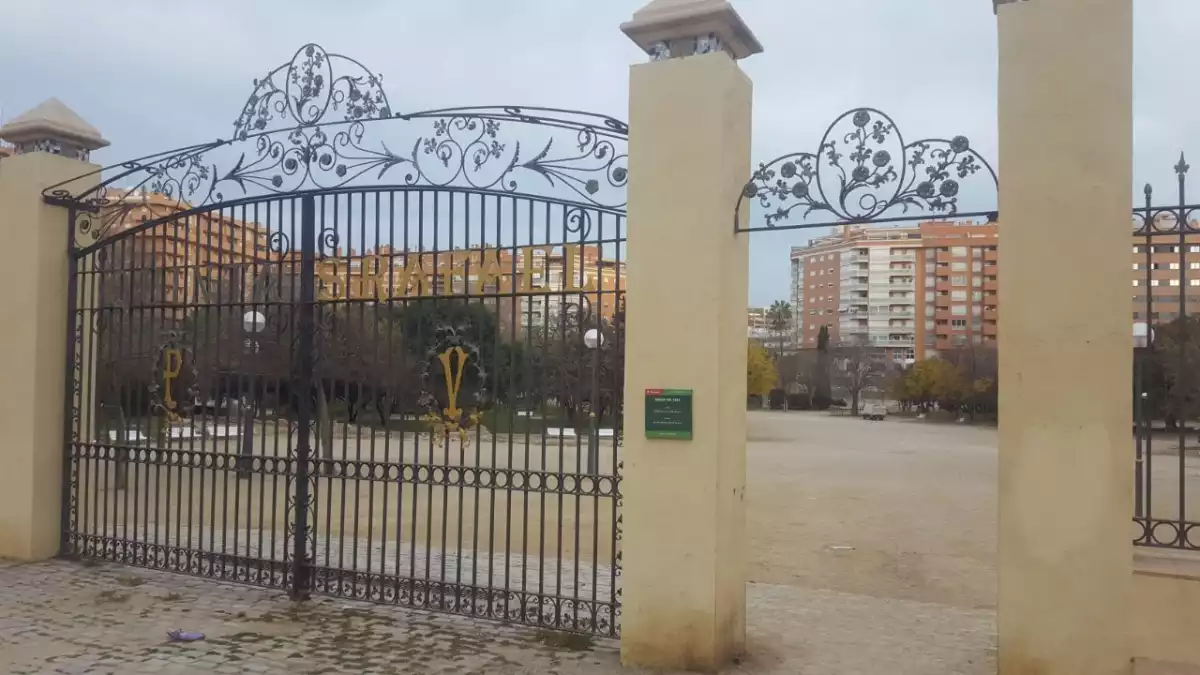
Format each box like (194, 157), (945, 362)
(832, 340), (888, 415)
(777, 349), (821, 406)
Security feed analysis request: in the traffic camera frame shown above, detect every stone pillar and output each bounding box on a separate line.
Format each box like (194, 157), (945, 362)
(619, 1), (761, 671)
(996, 1), (1133, 673)
(0, 99), (107, 560)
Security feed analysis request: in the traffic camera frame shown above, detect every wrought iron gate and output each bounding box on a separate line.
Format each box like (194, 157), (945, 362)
(50, 44), (626, 636)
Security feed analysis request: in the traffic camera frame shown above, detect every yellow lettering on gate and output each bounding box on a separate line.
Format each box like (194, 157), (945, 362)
(474, 248), (503, 294)
(162, 349), (182, 414)
(438, 346), (469, 423)
(518, 246), (552, 293)
(563, 244), (598, 292)
(395, 256), (427, 296)
(316, 260), (343, 300)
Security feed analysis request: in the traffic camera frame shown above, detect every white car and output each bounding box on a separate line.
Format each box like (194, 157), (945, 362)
(860, 404), (888, 421)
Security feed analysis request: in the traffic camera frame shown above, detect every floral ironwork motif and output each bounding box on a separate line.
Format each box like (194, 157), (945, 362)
(42, 43), (629, 252)
(735, 107), (998, 231)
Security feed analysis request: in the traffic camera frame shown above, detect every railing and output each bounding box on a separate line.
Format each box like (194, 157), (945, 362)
(1133, 155), (1200, 552)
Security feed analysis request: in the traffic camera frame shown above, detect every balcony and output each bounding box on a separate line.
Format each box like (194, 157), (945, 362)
(983, 323), (998, 336)
(984, 264), (998, 277)
(936, 250), (955, 263)
(984, 249), (998, 262)
(935, 281), (953, 293)
(984, 309), (999, 322)
(935, 310), (954, 322)
(935, 295), (952, 307)
(983, 280), (998, 292)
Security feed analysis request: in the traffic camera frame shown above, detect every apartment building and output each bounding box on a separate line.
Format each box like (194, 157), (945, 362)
(100, 191), (626, 334)
(790, 221), (999, 362)
(747, 307), (771, 341)
(1131, 234), (1200, 326)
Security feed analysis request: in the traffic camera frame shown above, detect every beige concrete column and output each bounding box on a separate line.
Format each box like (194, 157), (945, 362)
(0, 99), (106, 561)
(619, 1), (761, 671)
(996, 1), (1133, 673)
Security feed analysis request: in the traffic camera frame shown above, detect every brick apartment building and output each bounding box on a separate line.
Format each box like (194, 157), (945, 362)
(792, 219), (1200, 363)
(95, 190), (625, 334)
(790, 221), (999, 363)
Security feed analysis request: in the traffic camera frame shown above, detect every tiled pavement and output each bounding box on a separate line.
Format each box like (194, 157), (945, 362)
(0, 559), (996, 674)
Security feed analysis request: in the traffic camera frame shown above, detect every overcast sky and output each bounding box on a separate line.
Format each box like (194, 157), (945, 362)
(2, 0), (1197, 306)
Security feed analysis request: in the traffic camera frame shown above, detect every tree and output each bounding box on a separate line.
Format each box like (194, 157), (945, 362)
(815, 325), (833, 402)
(766, 300), (793, 357)
(940, 346), (998, 420)
(747, 341), (777, 398)
(1145, 316), (1200, 428)
(535, 303), (626, 430)
(832, 339), (888, 415)
(777, 349), (823, 407)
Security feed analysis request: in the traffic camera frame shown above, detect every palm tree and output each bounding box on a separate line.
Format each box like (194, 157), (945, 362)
(766, 300), (793, 358)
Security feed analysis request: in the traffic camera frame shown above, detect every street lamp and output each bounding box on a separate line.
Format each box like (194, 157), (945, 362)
(583, 328), (604, 474)
(1133, 321), (1153, 517)
(237, 310), (267, 476)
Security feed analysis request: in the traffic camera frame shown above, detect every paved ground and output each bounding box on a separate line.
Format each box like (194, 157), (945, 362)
(3, 411), (1001, 673)
(0, 561), (995, 674)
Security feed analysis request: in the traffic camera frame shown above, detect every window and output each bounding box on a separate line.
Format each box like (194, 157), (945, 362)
(951, 306), (968, 316)
(951, 246), (968, 256)
(952, 290), (967, 301)
(1192, 280), (1200, 287)
(951, 275), (967, 286)
(1151, 280), (1160, 287)
(926, 320), (935, 330)
(951, 319), (967, 328)
(1191, 262), (1200, 270)
(1133, 280), (1140, 287)
(1134, 246), (1142, 254)
(1191, 245), (1200, 253)
(1171, 279), (1181, 287)
(1171, 263), (1181, 270)
(951, 262), (968, 272)
(1133, 263), (1140, 270)
(973, 291), (983, 301)
(972, 248), (983, 258)
(924, 291), (935, 302)
(973, 305), (983, 316)
(972, 261), (983, 272)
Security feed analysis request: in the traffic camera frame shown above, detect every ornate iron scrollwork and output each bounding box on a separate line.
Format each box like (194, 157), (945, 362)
(43, 43), (628, 252)
(736, 107), (998, 232)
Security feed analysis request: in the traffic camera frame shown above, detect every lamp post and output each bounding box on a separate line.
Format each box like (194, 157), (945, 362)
(239, 310), (267, 476)
(583, 328), (604, 474)
(1134, 321), (1152, 518)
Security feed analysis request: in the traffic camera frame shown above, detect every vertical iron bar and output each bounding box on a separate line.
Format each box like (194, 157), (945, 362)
(1180, 167), (1189, 543)
(60, 208), (80, 556)
(292, 194), (317, 600)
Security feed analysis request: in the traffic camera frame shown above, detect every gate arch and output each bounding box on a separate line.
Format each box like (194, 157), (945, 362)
(51, 43), (626, 636)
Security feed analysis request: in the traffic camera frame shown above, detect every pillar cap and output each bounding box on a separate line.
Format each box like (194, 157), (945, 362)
(0, 98), (108, 160)
(621, 0), (763, 61)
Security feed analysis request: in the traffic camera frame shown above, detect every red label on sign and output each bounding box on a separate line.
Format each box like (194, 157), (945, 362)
(644, 389), (664, 396)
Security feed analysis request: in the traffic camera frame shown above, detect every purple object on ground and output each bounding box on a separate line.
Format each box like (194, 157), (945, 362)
(166, 630), (205, 642)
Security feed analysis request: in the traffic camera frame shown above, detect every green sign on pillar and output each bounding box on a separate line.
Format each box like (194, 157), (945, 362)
(644, 388), (693, 440)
